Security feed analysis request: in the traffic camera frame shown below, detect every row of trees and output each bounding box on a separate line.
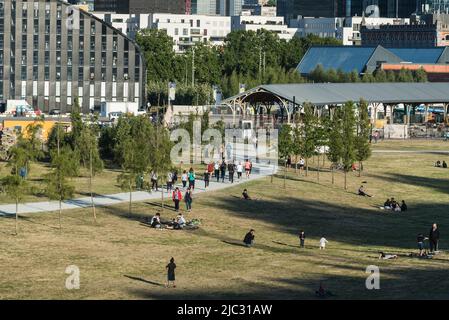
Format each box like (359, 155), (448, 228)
(308, 65), (428, 84)
(2, 98), (174, 234)
(279, 100), (372, 190)
(136, 29), (342, 105)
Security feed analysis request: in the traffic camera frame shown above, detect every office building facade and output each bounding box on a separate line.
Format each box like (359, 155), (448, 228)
(361, 13), (449, 47)
(94, 0), (191, 14)
(0, 0), (146, 113)
(278, 0), (417, 23)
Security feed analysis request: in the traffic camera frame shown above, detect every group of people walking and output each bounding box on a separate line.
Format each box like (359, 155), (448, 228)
(206, 159), (253, 185)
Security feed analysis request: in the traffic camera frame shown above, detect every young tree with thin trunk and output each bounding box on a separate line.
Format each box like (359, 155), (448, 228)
(326, 108), (343, 185)
(76, 121), (103, 222)
(355, 99), (372, 177)
(45, 147), (79, 229)
(115, 116), (155, 215)
(341, 101), (357, 190)
(2, 145), (30, 235)
(278, 124), (293, 188)
(291, 115), (303, 176)
(301, 103), (317, 177)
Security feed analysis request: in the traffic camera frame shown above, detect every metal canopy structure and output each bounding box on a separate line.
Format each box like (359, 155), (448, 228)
(221, 82), (449, 124)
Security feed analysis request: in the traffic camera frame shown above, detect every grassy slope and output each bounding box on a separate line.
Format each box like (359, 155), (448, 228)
(1, 140), (449, 299)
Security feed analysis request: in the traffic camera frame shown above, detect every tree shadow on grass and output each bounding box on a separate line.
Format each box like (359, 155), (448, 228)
(127, 261), (449, 300)
(204, 194), (449, 251)
(373, 173), (449, 196)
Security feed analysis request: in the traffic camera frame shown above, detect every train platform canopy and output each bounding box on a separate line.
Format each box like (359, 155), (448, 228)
(222, 82), (449, 107)
(297, 45), (449, 75)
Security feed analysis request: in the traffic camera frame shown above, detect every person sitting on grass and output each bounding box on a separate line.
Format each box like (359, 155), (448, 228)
(242, 189), (252, 200)
(435, 160), (442, 167)
(443, 161), (448, 168)
(393, 202), (402, 212)
(383, 199), (392, 210)
(150, 213), (162, 228)
(379, 252), (398, 260)
(400, 200), (407, 212)
(176, 214), (186, 229)
(243, 229), (255, 247)
(358, 185), (372, 197)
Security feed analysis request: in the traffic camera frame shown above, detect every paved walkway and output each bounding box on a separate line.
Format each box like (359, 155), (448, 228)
(0, 172), (268, 216)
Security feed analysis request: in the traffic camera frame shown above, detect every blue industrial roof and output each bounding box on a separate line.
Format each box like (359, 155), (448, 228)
(388, 48), (445, 63)
(297, 46), (377, 74)
(297, 46), (448, 75)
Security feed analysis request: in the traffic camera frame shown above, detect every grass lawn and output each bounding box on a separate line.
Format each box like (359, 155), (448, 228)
(1, 140), (449, 299)
(0, 162), (207, 205)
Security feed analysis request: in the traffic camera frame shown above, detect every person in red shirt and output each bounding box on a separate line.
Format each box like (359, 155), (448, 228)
(172, 187), (182, 212)
(245, 160), (251, 179)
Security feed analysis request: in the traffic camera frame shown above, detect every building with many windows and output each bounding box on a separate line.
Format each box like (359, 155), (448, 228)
(149, 13), (231, 52)
(93, 0), (191, 15)
(0, 0), (146, 113)
(361, 13), (449, 47)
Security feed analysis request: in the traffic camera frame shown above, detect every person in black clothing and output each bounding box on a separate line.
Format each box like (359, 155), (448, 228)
(299, 230), (306, 248)
(243, 229), (255, 247)
(228, 162), (235, 183)
(203, 169), (210, 188)
(429, 223), (440, 253)
(443, 161), (448, 168)
(220, 161), (227, 183)
(417, 233), (428, 256)
(166, 257), (177, 288)
(242, 189), (251, 200)
(400, 200), (407, 212)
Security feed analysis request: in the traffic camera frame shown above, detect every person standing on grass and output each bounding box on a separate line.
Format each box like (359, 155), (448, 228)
(220, 160), (227, 183)
(188, 168), (196, 190)
(204, 169), (210, 189)
(237, 162), (243, 181)
(319, 237), (328, 250)
(214, 161), (220, 182)
(166, 257), (176, 288)
(298, 157), (305, 175)
(185, 187), (193, 212)
(172, 187), (182, 212)
(299, 230), (306, 248)
(181, 170), (188, 189)
(228, 161), (235, 183)
(429, 223), (440, 253)
(243, 229), (255, 247)
(417, 233), (428, 257)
